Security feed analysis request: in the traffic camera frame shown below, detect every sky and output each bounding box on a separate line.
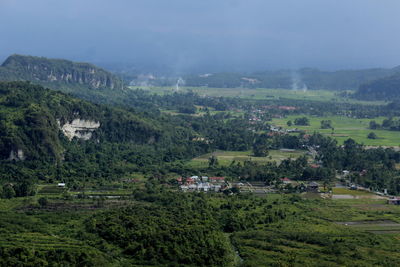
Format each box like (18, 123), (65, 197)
(1, 0), (400, 73)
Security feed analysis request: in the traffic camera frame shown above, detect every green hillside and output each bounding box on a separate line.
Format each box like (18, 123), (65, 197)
(355, 72), (400, 100)
(0, 81), (161, 161)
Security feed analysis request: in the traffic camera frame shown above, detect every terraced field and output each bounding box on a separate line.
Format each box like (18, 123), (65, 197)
(1, 233), (89, 249)
(336, 220), (400, 234)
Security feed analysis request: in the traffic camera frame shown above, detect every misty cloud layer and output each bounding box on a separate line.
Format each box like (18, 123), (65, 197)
(1, 0), (400, 73)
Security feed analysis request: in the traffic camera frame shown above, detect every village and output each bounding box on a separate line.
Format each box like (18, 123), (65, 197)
(177, 175), (320, 194)
(176, 172), (400, 205)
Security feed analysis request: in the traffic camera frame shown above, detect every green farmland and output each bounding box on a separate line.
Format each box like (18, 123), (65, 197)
(187, 149), (306, 168)
(271, 115), (400, 146)
(135, 86), (385, 105)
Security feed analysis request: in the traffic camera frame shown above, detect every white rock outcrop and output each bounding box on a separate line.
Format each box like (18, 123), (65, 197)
(59, 119), (100, 140)
(8, 149), (25, 161)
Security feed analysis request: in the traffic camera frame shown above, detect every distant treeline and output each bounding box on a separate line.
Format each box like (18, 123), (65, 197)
(179, 67), (400, 90)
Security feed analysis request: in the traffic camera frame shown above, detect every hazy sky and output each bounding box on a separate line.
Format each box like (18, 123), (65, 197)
(1, 0), (400, 73)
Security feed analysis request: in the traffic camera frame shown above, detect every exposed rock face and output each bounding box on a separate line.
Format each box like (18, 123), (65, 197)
(59, 119), (100, 140)
(8, 149), (25, 161)
(0, 55), (124, 90)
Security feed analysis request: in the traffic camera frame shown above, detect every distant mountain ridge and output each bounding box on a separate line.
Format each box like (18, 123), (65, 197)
(355, 72), (400, 100)
(182, 67), (400, 90)
(0, 54), (124, 91)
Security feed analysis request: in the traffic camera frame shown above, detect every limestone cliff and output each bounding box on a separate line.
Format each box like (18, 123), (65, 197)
(0, 54), (124, 90)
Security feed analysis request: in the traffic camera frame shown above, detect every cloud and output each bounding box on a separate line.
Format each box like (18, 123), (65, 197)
(0, 0), (400, 72)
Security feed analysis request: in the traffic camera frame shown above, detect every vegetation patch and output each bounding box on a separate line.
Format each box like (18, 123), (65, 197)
(272, 115), (400, 146)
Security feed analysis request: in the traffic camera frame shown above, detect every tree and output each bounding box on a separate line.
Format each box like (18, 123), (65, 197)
(287, 120), (292, 126)
(2, 184), (15, 199)
(369, 120), (380, 130)
(253, 134), (270, 157)
(208, 155), (219, 167)
(320, 120), (332, 129)
(38, 197), (48, 207)
(367, 132), (378, 139)
(294, 117), (310, 126)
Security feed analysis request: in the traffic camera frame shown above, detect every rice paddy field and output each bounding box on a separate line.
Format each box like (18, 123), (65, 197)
(271, 115), (400, 146)
(187, 149), (306, 168)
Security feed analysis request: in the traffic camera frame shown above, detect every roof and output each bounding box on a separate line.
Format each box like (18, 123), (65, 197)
(308, 182), (319, 187)
(281, 177), (291, 181)
(210, 177), (225, 180)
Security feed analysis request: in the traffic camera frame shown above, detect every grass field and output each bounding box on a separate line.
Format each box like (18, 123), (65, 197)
(187, 149), (305, 168)
(332, 187), (373, 196)
(134, 86), (386, 105)
(271, 115), (400, 146)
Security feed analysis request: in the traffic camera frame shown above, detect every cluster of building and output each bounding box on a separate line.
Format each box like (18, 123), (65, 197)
(177, 176), (226, 192)
(270, 126), (301, 134)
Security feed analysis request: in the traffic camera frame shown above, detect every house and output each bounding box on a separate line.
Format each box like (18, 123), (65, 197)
(201, 176), (209, 182)
(188, 184), (197, 191)
(281, 177), (292, 184)
(57, 183), (66, 188)
(278, 106), (296, 111)
(307, 182), (319, 192)
(180, 185), (189, 191)
(186, 178), (195, 184)
(310, 164), (319, 169)
(197, 182), (211, 192)
(213, 185), (222, 192)
(209, 177), (225, 184)
(388, 198), (400, 205)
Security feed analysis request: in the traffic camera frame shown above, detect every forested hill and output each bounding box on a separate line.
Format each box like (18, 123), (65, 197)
(0, 54), (124, 92)
(0, 81), (161, 162)
(182, 67), (400, 90)
(354, 72), (400, 100)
